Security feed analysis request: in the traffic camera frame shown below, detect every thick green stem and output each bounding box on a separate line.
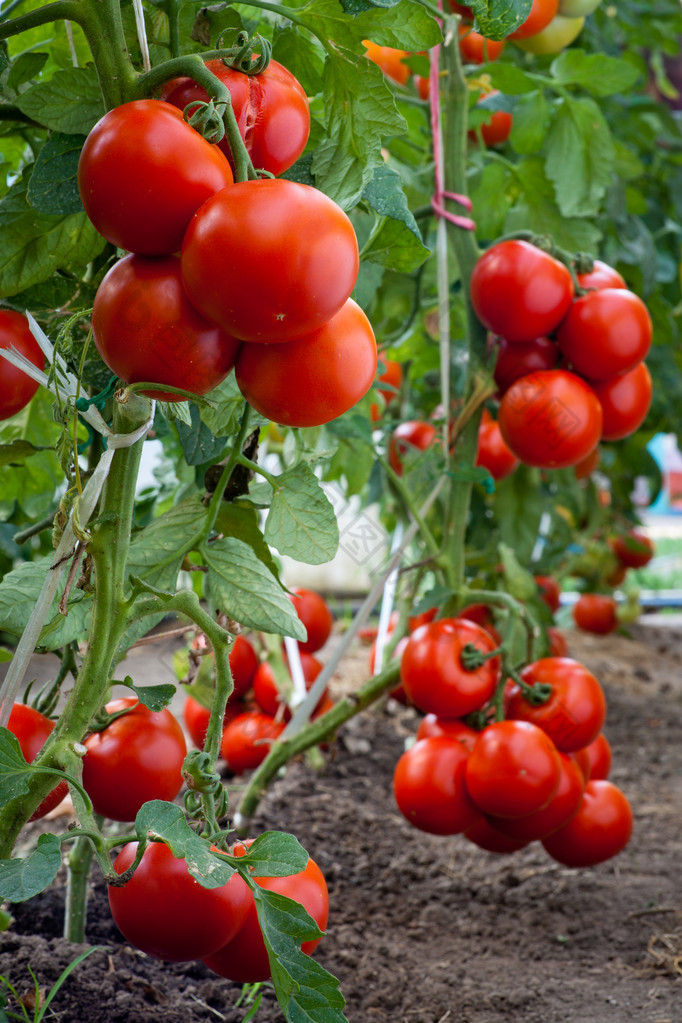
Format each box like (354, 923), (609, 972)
(64, 834), (96, 943)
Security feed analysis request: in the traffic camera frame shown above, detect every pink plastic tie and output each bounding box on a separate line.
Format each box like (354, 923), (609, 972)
(429, 35), (476, 231)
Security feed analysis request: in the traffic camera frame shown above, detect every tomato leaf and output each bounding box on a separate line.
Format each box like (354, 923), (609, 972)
(550, 50), (641, 98)
(128, 682), (177, 712)
(0, 833), (62, 903)
(215, 501), (281, 579)
(544, 96), (615, 218)
(26, 133), (83, 216)
(0, 728), (34, 802)
(157, 400), (193, 426)
(236, 831), (309, 878)
(127, 497), (206, 592)
(6, 52), (48, 91)
(175, 404), (230, 467)
(361, 165), (430, 272)
(199, 375), (250, 438)
(264, 463), (339, 566)
(202, 537), (307, 640)
(503, 156), (602, 251)
(0, 439), (50, 467)
(484, 62), (540, 95)
(0, 559), (91, 650)
(14, 66), (105, 134)
(134, 801), (237, 889)
(273, 26), (325, 97)
(469, 0), (532, 41)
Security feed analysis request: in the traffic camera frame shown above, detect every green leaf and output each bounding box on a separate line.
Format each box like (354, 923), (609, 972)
(127, 497), (207, 591)
(134, 802), (236, 889)
(15, 66), (105, 133)
(470, 0), (532, 41)
(0, 833), (61, 903)
(265, 463), (339, 565)
(273, 26), (325, 96)
(0, 439), (49, 466)
(199, 374), (248, 438)
(0, 727), (32, 803)
(158, 400), (193, 427)
(0, 390), (64, 520)
(175, 403), (229, 467)
(468, 162), (511, 242)
(6, 52), (48, 91)
(0, 558), (91, 650)
(361, 165), (430, 271)
(26, 133), (84, 216)
(494, 465), (545, 565)
(498, 542), (537, 601)
(215, 500), (281, 578)
(503, 156), (602, 252)
(128, 682), (177, 712)
(202, 536), (306, 639)
(550, 49), (641, 98)
(0, 648), (12, 663)
(544, 96), (615, 218)
(509, 91), (552, 155)
(485, 62), (540, 95)
(237, 831), (309, 878)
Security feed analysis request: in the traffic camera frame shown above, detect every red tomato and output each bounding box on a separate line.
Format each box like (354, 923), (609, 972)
(572, 594), (617, 635)
(388, 420), (437, 475)
(369, 634), (409, 675)
(372, 356), (403, 420)
(504, 657), (606, 752)
(235, 299), (376, 427)
(592, 362), (652, 441)
(605, 562), (627, 588)
(535, 575), (561, 613)
(510, 0), (560, 38)
(470, 241), (574, 343)
(109, 840), (251, 961)
(393, 735), (481, 835)
(465, 720), (561, 818)
(485, 751), (585, 841)
(290, 588), (334, 653)
(160, 58), (309, 177)
(82, 698), (186, 822)
(476, 416), (519, 480)
(77, 99), (233, 254)
(547, 626), (569, 657)
(577, 260), (627, 291)
(494, 335), (559, 394)
(0, 311), (44, 421)
(556, 289), (652, 381)
(464, 816), (529, 854)
(541, 780), (633, 867)
(219, 710), (285, 773)
(610, 530), (654, 569)
(253, 653), (325, 718)
(7, 704), (68, 821)
(229, 634), (260, 696)
(449, 2), (474, 15)
(92, 255), (239, 402)
(203, 843), (329, 982)
(415, 714), (478, 748)
(408, 606), (438, 632)
(400, 618), (500, 719)
(181, 179), (359, 343)
(469, 91), (513, 147)
(574, 446), (600, 479)
(182, 695), (245, 750)
(363, 41), (410, 85)
(498, 370), (602, 469)
(459, 25), (506, 63)
(581, 732), (612, 780)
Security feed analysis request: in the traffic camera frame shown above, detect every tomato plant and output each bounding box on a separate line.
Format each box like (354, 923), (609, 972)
(220, 710), (286, 773)
(485, 751), (585, 841)
(535, 575), (561, 613)
(513, 13), (585, 54)
(581, 733), (612, 781)
(363, 41), (411, 85)
(510, 0), (560, 39)
(459, 26), (506, 64)
(253, 653), (325, 718)
(610, 530), (654, 569)
(576, 260), (626, 291)
(0, 312), (45, 421)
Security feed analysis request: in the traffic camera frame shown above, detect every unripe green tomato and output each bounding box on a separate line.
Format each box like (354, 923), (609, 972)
(558, 0), (601, 14)
(514, 14), (585, 54)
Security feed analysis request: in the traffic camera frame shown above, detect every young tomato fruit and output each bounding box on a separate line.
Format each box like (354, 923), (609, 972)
(466, 720), (562, 818)
(108, 841), (251, 961)
(0, 311), (45, 421)
(393, 735), (481, 835)
(513, 13), (585, 54)
(592, 362), (652, 441)
(7, 704), (68, 820)
(556, 289), (652, 381)
(77, 99), (233, 254)
(290, 588), (333, 653)
(542, 780), (633, 867)
(469, 90), (513, 147)
(182, 179), (359, 343)
(82, 698), (187, 821)
(572, 594), (618, 635)
(92, 255), (240, 401)
(581, 732), (612, 780)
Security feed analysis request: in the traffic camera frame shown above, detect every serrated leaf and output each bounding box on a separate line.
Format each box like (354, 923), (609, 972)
(127, 497), (207, 591)
(0, 728), (33, 802)
(550, 49), (641, 98)
(361, 215), (430, 272)
(545, 96), (614, 218)
(15, 67), (105, 133)
(0, 439), (49, 466)
(215, 501), (281, 578)
(129, 683), (177, 712)
(470, 0), (532, 41)
(0, 558), (92, 650)
(199, 374), (247, 438)
(273, 26), (325, 96)
(175, 403), (229, 467)
(157, 400), (193, 426)
(134, 801), (236, 888)
(509, 91), (552, 155)
(238, 832), (309, 878)
(0, 389), (63, 520)
(27, 133), (84, 215)
(503, 156), (602, 252)
(0, 833), (62, 902)
(6, 52), (48, 91)
(202, 536), (306, 639)
(265, 463), (339, 565)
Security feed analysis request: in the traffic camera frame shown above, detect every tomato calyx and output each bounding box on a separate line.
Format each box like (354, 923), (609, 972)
(183, 98), (228, 146)
(513, 674), (553, 707)
(218, 30), (273, 76)
(460, 641), (503, 671)
(86, 700), (137, 734)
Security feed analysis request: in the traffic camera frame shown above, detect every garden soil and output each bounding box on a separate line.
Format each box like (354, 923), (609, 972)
(1, 622), (681, 1023)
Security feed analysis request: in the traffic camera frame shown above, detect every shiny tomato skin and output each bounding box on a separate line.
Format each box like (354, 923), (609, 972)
(470, 241), (574, 343)
(582, 732), (612, 780)
(505, 657), (606, 752)
(7, 704), (68, 820)
(82, 698), (186, 822)
(498, 370), (602, 469)
(470, 92), (513, 147)
(203, 844), (329, 982)
(388, 420), (437, 475)
(577, 260), (626, 291)
(513, 13), (584, 53)
(573, 594), (617, 635)
(610, 530), (654, 569)
(160, 58), (310, 177)
(253, 653), (324, 718)
(181, 179), (359, 343)
(182, 695), (244, 750)
(542, 780), (633, 867)
(465, 720), (562, 818)
(370, 356), (403, 420)
(393, 735), (481, 835)
(547, 626), (569, 657)
(486, 750), (585, 841)
(400, 618), (500, 719)
(535, 575), (561, 613)
(476, 416), (519, 480)
(0, 311), (45, 421)
(556, 289), (652, 381)
(415, 714), (478, 748)
(290, 588), (333, 653)
(592, 362), (652, 441)
(363, 41), (410, 84)
(459, 25), (506, 63)
(510, 0), (560, 38)
(235, 299), (376, 427)
(78, 99), (233, 254)
(92, 255), (240, 402)
(109, 841), (251, 961)
(464, 816), (529, 854)
(369, 634), (409, 675)
(229, 634), (260, 696)
(494, 335), (559, 394)
(219, 710), (285, 773)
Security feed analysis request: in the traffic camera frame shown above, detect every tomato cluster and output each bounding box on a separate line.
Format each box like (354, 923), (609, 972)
(471, 242), (653, 469)
(78, 76), (376, 424)
(570, 528), (654, 635)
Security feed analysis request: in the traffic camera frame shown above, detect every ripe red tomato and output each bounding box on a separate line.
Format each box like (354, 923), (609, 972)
(82, 698), (186, 821)
(470, 240), (574, 343)
(510, 0), (559, 38)
(504, 657), (606, 752)
(485, 750), (585, 841)
(450, 1), (473, 15)
(464, 816), (529, 854)
(556, 289), (652, 381)
(469, 90), (513, 147)
(535, 575), (561, 613)
(290, 587), (333, 653)
(547, 626), (569, 657)
(494, 335), (559, 394)
(368, 634), (409, 675)
(371, 356), (403, 420)
(388, 420), (437, 475)
(0, 311), (45, 421)
(466, 720), (562, 818)
(592, 362), (652, 441)
(572, 594), (617, 635)
(203, 842), (329, 982)
(581, 732), (612, 780)
(577, 260), (626, 291)
(610, 530), (654, 569)
(400, 618), (500, 719)
(459, 25), (506, 63)
(476, 415), (519, 480)
(7, 704), (68, 821)
(541, 780), (633, 867)
(159, 58), (310, 177)
(363, 41), (410, 85)
(219, 710), (285, 773)
(78, 99), (233, 254)
(92, 255), (240, 402)
(235, 299), (376, 427)
(252, 653), (324, 718)
(415, 714), (478, 748)
(229, 634), (260, 696)
(498, 370), (602, 469)
(393, 735), (481, 835)
(182, 694), (245, 750)
(181, 179), (359, 343)
(109, 840), (251, 961)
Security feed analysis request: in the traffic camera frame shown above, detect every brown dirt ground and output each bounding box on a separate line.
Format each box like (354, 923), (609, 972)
(1, 622), (681, 1023)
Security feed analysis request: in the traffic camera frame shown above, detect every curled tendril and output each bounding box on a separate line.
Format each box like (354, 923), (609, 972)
(216, 30), (272, 75)
(182, 750), (223, 794)
(182, 99), (226, 145)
